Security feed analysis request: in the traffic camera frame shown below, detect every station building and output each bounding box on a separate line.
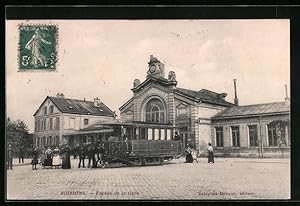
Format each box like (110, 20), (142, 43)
(119, 56), (290, 156)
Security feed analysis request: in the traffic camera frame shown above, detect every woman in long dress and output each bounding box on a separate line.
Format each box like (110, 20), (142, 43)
(207, 143), (214, 164)
(31, 147), (39, 170)
(61, 144), (71, 169)
(52, 147), (61, 169)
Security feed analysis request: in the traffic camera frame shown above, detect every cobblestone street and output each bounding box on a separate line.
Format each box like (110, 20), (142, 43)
(6, 157), (290, 200)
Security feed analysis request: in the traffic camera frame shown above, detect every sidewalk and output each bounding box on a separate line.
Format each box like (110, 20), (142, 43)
(12, 158), (32, 166)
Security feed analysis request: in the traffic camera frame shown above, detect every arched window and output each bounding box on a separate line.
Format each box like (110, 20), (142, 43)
(145, 99), (165, 123)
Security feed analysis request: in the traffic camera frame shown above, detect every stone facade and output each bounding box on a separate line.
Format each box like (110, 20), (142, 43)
(120, 56), (232, 150)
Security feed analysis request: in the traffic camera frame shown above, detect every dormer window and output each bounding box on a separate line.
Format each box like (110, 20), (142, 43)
(94, 97), (101, 107)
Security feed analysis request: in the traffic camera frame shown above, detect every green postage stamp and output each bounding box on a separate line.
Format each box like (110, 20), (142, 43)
(18, 24), (58, 71)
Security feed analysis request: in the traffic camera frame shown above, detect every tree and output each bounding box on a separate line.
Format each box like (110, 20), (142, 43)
(6, 117), (33, 157)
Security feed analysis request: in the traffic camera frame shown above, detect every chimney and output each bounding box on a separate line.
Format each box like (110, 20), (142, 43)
(284, 84), (290, 104)
(94, 97), (101, 107)
(233, 79), (239, 106)
(56, 93), (65, 98)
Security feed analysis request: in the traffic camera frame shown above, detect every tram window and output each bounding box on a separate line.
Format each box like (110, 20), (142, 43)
(81, 136), (87, 144)
(148, 129), (153, 140)
(154, 129), (159, 140)
(166, 129), (171, 140)
(140, 128), (146, 140)
(160, 129), (165, 140)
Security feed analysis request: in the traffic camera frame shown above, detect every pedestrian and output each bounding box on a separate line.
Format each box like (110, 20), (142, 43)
(207, 143), (214, 164)
(31, 147), (39, 170)
(18, 147), (24, 164)
(87, 143), (95, 168)
(92, 143), (97, 168)
(185, 145), (193, 163)
(78, 145), (86, 168)
(61, 144), (71, 169)
(7, 144), (13, 170)
(174, 132), (181, 141)
(52, 147), (61, 169)
(45, 147), (53, 167)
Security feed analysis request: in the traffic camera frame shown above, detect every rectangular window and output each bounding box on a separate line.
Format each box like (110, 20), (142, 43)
(160, 129), (165, 140)
(178, 107), (187, 116)
(84, 118), (89, 125)
(215, 127), (224, 147)
(231, 126), (240, 147)
(49, 105), (54, 113)
(248, 125), (258, 147)
(42, 137), (46, 147)
(82, 136), (87, 144)
(44, 107), (47, 115)
(268, 126), (277, 146)
(47, 136), (52, 145)
(55, 136), (59, 146)
(55, 117), (60, 130)
(140, 128), (147, 140)
(69, 118), (75, 129)
(166, 129), (171, 140)
(154, 129), (159, 140)
(49, 118), (53, 130)
(147, 129), (153, 140)
(42, 119), (46, 131)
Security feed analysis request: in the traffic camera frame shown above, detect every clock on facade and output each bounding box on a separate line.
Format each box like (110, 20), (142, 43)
(149, 64), (156, 73)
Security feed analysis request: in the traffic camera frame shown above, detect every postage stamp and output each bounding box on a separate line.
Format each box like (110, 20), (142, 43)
(18, 24), (58, 71)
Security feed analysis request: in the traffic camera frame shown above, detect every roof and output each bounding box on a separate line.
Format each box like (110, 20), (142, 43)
(131, 76), (177, 93)
(212, 101), (290, 119)
(119, 97), (134, 111)
(174, 88), (234, 107)
(82, 120), (176, 131)
(33, 96), (115, 117)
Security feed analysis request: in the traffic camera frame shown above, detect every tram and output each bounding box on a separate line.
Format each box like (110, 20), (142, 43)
(84, 121), (183, 166)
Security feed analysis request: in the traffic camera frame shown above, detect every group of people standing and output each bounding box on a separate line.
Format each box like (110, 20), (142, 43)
(31, 144), (71, 170)
(185, 142), (214, 164)
(77, 143), (105, 168)
(30, 142), (106, 170)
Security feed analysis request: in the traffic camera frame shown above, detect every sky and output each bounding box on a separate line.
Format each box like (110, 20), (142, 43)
(6, 20), (290, 133)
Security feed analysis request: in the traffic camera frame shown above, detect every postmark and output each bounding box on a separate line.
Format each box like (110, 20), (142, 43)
(18, 24), (58, 71)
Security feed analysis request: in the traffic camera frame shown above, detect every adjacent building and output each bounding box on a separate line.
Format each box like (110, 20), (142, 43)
(211, 101), (290, 157)
(33, 94), (115, 148)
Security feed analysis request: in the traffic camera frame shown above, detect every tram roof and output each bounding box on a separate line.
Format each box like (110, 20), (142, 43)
(83, 120), (177, 130)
